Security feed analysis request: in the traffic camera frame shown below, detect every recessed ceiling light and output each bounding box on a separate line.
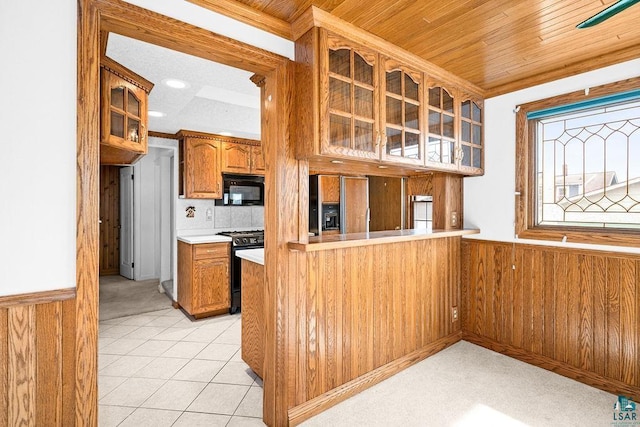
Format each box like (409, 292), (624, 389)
(163, 78), (189, 89)
(148, 110), (166, 118)
(218, 131), (233, 136)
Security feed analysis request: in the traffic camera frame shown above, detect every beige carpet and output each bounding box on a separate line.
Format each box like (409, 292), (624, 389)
(302, 341), (617, 426)
(99, 275), (174, 320)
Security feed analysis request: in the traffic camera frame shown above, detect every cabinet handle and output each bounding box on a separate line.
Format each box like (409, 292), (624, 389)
(217, 182), (221, 193)
(375, 133), (381, 148)
(141, 123), (145, 143)
(459, 147), (465, 161)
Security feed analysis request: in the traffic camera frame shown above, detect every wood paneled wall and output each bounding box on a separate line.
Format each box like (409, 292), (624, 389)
(288, 237), (462, 422)
(99, 165), (120, 275)
(0, 298), (76, 426)
(461, 239), (640, 400)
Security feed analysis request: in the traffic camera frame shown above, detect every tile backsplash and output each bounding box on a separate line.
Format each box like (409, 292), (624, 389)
(176, 198), (264, 233)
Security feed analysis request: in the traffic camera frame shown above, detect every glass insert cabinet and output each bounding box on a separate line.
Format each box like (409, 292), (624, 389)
(297, 29), (484, 175)
(100, 56), (153, 164)
(323, 36), (379, 160)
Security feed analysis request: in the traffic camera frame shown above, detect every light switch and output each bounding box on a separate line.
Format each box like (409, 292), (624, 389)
(206, 208), (213, 221)
(451, 211), (458, 227)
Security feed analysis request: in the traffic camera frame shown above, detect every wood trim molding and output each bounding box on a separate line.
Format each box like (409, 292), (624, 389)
(79, 1), (290, 425)
(77, 0), (100, 423)
(463, 236), (640, 259)
(186, 0), (293, 40)
(0, 289), (76, 309)
(515, 76), (640, 249)
(100, 55), (154, 92)
(96, 0), (286, 75)
(463, 332), (640, 402)
(288, 332), (462, 426)
(176, 129), (260, 146)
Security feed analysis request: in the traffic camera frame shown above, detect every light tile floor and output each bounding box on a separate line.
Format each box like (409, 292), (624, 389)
(99, 308), (265, 427)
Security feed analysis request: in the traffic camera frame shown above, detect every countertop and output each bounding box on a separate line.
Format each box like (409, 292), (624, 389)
(235, 248), (264, 265)
(288, 228), (480, 252)
(177, 234), (232, 244)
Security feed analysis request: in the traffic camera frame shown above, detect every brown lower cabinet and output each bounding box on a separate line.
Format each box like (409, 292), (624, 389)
(178, 241), (230, 318)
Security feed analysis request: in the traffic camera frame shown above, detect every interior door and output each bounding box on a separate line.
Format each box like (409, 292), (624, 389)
(341, 176), (369, 233)
(119, 166), (135, 279)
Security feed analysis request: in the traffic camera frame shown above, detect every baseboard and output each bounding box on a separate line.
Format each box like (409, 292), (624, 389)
(288, 331), (462, 426)
(462, 332), (640, 401)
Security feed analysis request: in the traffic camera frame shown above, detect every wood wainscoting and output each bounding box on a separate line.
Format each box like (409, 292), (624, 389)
(0, 296), (77, 426)
(461, 239), (640, 401)
(288, 236), (462, 424)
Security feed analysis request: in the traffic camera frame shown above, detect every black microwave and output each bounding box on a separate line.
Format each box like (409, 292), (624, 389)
(216, 174), (264, 206)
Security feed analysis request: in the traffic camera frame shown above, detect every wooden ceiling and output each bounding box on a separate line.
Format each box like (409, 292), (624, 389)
(189, 0), (640, 97)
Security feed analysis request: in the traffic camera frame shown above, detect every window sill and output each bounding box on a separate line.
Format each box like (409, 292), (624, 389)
(517, 227), (640, 249)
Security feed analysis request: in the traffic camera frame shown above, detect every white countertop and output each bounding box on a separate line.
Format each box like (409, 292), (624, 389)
(235, 248), (264, 265)
(177, 234), (232, 244)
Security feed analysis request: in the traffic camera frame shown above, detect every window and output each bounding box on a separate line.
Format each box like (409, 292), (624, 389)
(515, 77), (640, 246)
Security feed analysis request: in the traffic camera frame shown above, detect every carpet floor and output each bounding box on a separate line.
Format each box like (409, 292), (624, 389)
(100, 275), (174, 320)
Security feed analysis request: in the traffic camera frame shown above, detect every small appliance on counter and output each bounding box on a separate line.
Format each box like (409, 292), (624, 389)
(411, 195), (433, 231)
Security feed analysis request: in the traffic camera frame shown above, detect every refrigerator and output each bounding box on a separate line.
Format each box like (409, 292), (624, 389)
(340, 176), (370, 234)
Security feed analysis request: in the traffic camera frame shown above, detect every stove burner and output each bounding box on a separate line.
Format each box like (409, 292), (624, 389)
(217, 230), (264, 247)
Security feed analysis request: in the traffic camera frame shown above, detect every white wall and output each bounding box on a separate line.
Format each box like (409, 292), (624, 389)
(0, 1), (77, 296)
(0, 0), (290, 297)
(464, 58), (640, 254)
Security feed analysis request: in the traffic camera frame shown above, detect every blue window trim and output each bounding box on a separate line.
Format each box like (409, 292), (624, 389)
(526, 89), (640, 120)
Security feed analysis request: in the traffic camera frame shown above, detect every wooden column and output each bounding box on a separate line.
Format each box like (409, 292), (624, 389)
(259, 61), (303, 426)
(77, 0), (100, 424)
(432, 173), (462, 230)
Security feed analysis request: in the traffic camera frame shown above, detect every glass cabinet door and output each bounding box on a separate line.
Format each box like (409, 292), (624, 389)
(104, 70), (146, 149)
(382, 64), (422, 165)
(325, 37), (378, 159)
(460, 99), (483, 172)
(426, 86), (457, 170)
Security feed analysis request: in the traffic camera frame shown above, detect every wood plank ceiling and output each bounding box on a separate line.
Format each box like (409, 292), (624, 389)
(189, 0), (640, 97)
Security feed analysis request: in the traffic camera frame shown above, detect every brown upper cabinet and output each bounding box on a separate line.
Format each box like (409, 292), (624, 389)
(222, 141), (265, 175)
(381, 59), (423, 166)
(458, 95), (483, 175)
(294, 17), (484, 176)
(324, 35), (379, 160)
(178, 130), (223, 199)
(178, 130), (263, 199)
(100, 56), (153, 165)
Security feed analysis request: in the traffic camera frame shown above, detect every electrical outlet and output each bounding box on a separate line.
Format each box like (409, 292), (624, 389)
(452, 306), (459, 322)
(451, 211), (458, 227)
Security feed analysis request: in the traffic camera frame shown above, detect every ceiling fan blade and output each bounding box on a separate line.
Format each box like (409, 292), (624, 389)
(577, 0), (640, 28)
